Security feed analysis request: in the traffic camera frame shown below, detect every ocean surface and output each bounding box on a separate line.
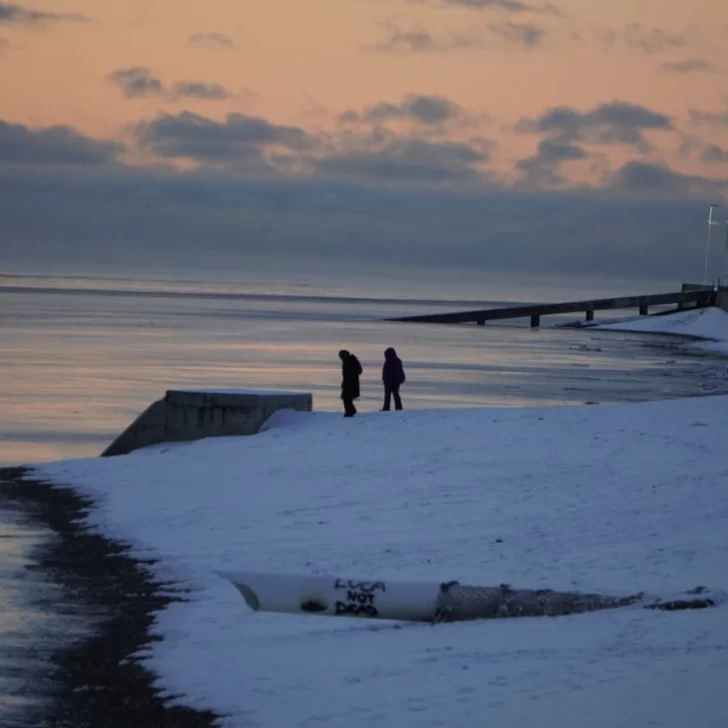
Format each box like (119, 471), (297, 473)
(1, 269), (728, 723)
(3, 271), (728, 467)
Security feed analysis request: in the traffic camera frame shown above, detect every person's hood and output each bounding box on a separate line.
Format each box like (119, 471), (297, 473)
(384, 347), (398, 360)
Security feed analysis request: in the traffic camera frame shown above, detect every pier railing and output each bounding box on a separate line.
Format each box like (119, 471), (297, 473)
(387, 289), (717, 328)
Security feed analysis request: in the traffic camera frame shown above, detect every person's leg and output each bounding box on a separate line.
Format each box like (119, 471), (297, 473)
(393, 385), (403, 410)
(382, 386), (392, 411)
(343, 396), (356, 416)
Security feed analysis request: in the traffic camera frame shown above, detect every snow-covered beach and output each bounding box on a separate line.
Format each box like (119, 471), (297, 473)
(592, 306), (728, 355)
(24, 306), (728, 727)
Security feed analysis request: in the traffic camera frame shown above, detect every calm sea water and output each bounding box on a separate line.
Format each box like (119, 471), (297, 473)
(1, 269), (727, 722)
(3, 271), (727, 467)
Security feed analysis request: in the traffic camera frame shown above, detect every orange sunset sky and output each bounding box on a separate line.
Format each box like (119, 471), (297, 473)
(1, 0), (727, 194)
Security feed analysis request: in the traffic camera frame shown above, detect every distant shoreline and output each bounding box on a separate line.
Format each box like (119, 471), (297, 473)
(0, 468), (221, 728)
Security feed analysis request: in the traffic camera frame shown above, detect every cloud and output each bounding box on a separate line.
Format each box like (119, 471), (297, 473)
(488, 21), (546, 47)
(314, 137), (487, 183)
(134, 111), (312, 165)
(127, 102), (721, 198)
(343, 94), (463, 126)
(3, 166), (719, 286)
(676, 134), (703, 159)
(516, 139), (587, 186)
(362, 22), (480, 53)
(338, 93), (489, 143)
(689, 106), (728, 128)
(598, 24), (685, 55)
(0, 2), (87, 24)
(660, 59), (723, 75)
(1, 116), (724, 283)
(130, 104), (492, 184)
(0, 36), (8, 50)
(108, 67), (232, 102)
(517, 101), (672, 152)
(171, 82), (231, 101)
(3, 109), (726, 299)
(623, 24), (684, 54)
(702, 145), (728, 164)
(188, 32), (236, 49)
(365, 16), (552, 53)
(608, 161), (727, 198)
(0, 119), (123, 165)
(409, 0), (561, 13)
(108, 67), (164, 99)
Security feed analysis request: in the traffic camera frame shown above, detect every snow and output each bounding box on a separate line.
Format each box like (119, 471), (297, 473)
(32, 390), (728, 727)
(593, 305), (728, 354)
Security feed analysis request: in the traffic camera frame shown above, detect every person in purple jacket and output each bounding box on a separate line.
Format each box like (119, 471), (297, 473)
(381, 347), (405, 411)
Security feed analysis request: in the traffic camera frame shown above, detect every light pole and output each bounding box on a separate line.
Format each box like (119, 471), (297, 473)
(723, 214), (728, 286)
(703, 203), (722, 285)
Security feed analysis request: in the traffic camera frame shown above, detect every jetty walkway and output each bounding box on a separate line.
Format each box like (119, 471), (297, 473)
(388, 286), (720, 328)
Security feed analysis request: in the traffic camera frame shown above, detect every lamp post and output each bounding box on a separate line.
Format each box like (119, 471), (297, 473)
(703, 203), (722, 285)
(723, 215), (728, 286)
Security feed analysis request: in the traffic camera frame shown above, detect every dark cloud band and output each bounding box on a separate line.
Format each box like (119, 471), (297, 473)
(0, 119), (122, 165)
(0, 2), (87, 24)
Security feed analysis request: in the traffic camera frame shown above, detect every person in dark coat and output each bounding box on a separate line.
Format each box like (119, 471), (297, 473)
(339, 349), (362, 417)
(381, 347), (405, 411)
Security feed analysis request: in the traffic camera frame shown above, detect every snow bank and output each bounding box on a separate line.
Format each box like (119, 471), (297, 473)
(595, 306), (728, 354)
(32, 395), (728, 727)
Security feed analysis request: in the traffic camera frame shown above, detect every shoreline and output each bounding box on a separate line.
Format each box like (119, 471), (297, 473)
(0, 466), (221, 728)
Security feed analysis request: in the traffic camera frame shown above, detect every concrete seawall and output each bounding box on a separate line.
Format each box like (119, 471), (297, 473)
(101, 389), (313, 457)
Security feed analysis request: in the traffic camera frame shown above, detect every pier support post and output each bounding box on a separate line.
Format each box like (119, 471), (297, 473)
(476, 320), (485, 326)
(585, 309), (594, 322)
(530, 315), (540, 328)
(639, 305), (649, 316)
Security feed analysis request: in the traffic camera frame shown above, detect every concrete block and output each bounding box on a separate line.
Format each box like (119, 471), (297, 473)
(101, 399), (167, 457)
(101, 389), (313, 457)
(165, 389), (309, 409)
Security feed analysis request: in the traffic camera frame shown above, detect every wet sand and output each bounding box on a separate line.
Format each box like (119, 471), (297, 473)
(0, 467), (221, 728)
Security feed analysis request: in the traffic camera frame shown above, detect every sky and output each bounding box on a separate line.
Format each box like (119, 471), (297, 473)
(1, 0), (728, 283)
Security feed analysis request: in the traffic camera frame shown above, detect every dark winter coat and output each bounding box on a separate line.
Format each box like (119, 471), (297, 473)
(382, 347), (405, 389)
(341, 352), (363, 400)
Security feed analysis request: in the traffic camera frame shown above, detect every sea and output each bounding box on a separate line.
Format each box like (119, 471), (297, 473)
(2, 266), (728, 722)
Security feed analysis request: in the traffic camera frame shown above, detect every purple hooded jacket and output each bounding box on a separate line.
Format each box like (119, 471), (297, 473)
(382, 347), (405, 389)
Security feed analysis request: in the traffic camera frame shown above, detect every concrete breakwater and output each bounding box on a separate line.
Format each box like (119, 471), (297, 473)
(102, 389), (313, 457)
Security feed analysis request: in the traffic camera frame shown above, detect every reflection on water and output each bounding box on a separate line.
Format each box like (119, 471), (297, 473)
(0, 502), (56, 723)
(0, 483), (92, 727)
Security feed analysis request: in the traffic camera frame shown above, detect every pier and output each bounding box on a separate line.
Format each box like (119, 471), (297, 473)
(388, 286), (719, 328)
